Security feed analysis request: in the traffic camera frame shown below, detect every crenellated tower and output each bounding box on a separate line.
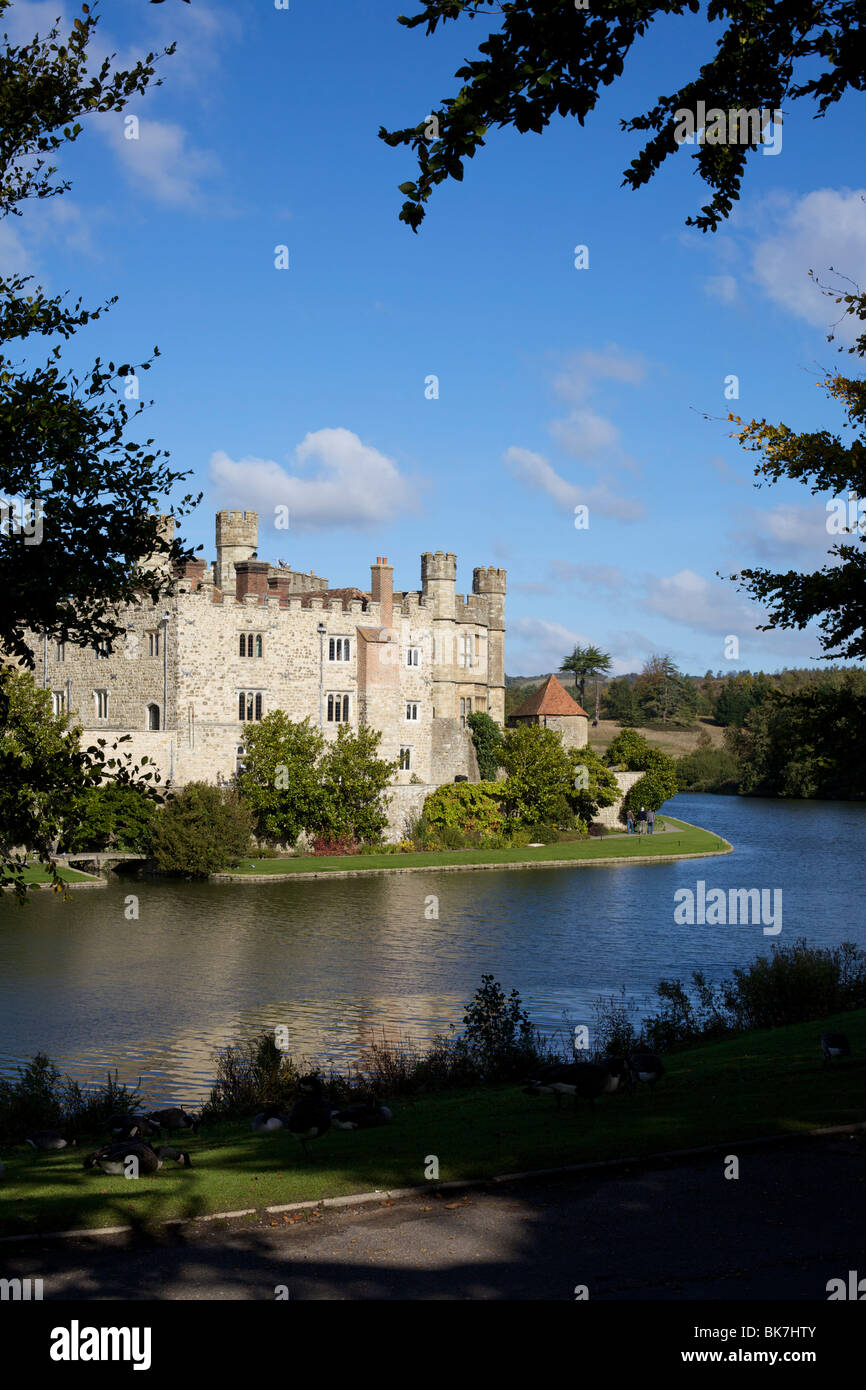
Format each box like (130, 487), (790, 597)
(215, 510), (258, 595)
(473, 565), (507, 723)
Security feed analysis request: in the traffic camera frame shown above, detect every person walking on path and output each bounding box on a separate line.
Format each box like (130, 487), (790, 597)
(626, 808), (635, 835)
(637, 807), (648, 835)
(647, 808), (655, 835)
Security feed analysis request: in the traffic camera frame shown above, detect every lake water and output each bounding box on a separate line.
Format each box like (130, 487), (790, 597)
(1, 794), (864, 1106)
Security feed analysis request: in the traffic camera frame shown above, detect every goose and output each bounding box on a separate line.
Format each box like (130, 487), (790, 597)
(83, 1141), (191, 1175)
(286, 1075), (331, 1156)
(106, 1112), (158, 1140)
(26, 1131), (76, 1151)
(821, 1032), (851, 1065)
(252, 1110), (291, 1133)
(628, 1052), (665, 1095)
(524, 1058), (628, 1109)
(331, 1099), (392, 1130)
(146, 1106), (200, 1136)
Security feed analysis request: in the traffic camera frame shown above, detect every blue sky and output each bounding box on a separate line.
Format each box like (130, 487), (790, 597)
(4, 0), (865, 677)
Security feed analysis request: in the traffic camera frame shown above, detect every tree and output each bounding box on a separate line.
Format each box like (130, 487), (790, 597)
(318, 725), (398, 843)
(725, 672), (866, 800)
(623, 750), (679, 814)
(236, 713), (326, 846)
(467, 709), (504, 779)
(633, 654), (694, 725)
(379, 1), (864, 233)
(604, 727), (652, 770)
(0, 665), (162, 897)
(603, 676), (640, 727)
(566, 746), (619, 825)
(0, 1), (200, 668)
(728, 274), (866, 660)
(499, 723), (573, 826)
(61, 785), (157, 854)
(148, 783), (252, 877)
(559, 644), (612, 721)
(714, 677), (758, 727)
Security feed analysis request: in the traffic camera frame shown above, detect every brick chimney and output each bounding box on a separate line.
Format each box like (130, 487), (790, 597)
(370, 556), (393, 628)
(267, 571), (293, 601)
(235, 559), (270, 604)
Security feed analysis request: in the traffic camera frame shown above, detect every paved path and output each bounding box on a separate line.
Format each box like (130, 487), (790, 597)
(3, 1132), (865, 1300)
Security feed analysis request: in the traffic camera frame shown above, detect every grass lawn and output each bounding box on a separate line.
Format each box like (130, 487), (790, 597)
(2, 1008), (863, 1239)
(17, 865), (101, 885)
(218, 817), (729, 877)
(587, 717), (727, 759)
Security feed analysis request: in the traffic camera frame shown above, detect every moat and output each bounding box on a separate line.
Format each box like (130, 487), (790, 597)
(1, 794), (864, 1106)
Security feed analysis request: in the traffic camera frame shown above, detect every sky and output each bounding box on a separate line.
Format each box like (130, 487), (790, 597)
(3, 0), (865, 678)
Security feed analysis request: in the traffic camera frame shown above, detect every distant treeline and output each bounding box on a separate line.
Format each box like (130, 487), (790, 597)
(506, 666), (866, 801)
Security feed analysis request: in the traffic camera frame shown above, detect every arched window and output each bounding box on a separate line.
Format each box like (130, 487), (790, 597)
(147, 703), (160, 731)
(239, 633), (247, 658)
(255, 634), (263, 658)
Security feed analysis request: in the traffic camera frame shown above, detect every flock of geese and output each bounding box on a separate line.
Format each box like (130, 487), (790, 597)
(0, 1033), (853, 1179)
(524, 1031), (854, 1109)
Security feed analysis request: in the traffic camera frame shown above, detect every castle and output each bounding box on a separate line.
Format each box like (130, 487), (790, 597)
(31, 510), (507, 832)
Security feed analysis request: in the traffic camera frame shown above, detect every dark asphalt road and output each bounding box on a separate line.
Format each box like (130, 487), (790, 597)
(3, 1132), (865, 1300)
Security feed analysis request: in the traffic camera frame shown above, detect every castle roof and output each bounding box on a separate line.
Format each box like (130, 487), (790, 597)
(511, 673), (588, 719)
(300, 588), (370, 609)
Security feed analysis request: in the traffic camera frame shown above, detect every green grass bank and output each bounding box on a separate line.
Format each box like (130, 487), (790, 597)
(1, 1007), (862, 1240)
(214, 816), (730, 880)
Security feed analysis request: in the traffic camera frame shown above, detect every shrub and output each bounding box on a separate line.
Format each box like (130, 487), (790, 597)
(676, 746), (740, 793)
(421, 781), (505, 838)
(457, 974), (541, 1079)
(526, 821), (559, 844)
(202, 1030), (300, 1121)
(0, 1055), (143, 1145)
(309, 834), (358, 856)
(148, 782), (252, 876)
(466, 710), (504, 779)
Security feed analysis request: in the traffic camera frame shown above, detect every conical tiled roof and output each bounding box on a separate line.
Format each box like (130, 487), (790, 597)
(511, 673), (588, 718)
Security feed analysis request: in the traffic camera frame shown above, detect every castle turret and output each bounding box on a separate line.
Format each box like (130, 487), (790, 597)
(138, 514), (175, 575)
(473, 565), (507, 723)
(421, 550), (457, 619)
(215, 510), (258, 595)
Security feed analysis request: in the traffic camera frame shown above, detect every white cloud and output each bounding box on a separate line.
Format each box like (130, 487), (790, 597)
(751, 188), (866, 332)
(100, 117), (219, 208)
(502, 446), (645, 522)
(508, 617), (596, 675)
(209, 428), (420, 531)
(731, 500), (837, 564)
(0, 222), (32, 277)
(549, 408), (619, 457)
(705, 274), (738, 305)
(552, 345), (646, 405)
(643, 569), (757, 635)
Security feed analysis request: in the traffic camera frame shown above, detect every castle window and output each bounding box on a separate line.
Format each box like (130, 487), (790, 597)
(51, 691), (66, 717)
(239, 633), (263, 658)
(460, 697), (472, 728)
(147, 703), (160, 731)
(399, 747), (411, 771)
(255, 634), (263, 658)
(239, 633), (246, 658)
(458, 634), (472, 669)
(328, 637), (351, 662)
(406, 647), (420, 667)
(238, 691), (263, 721)
(94, 640), (110, 660)
(55, 641), (65, 662)
(327, 693), (350, 723)
(94, 689), (109, 719)
(475, 634), (480, 664)
(235, 744), (247, 775)
(406, 702), (419, 722)
(148, 630), (161, 658)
